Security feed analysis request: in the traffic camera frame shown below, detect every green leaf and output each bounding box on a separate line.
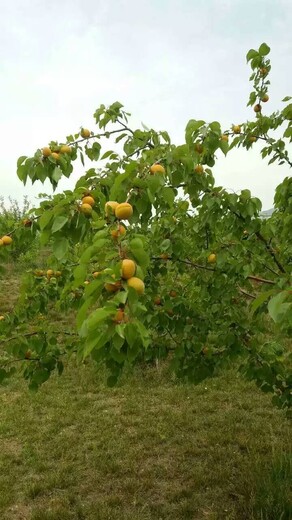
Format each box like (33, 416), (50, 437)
(39, 210), (54, 230)
(77, 297), (94, 329)
(112, 291), (128, 305)
(109, 171), (130, 200)
(101, 150), (114, 160)
(80, 245), (95, 264)
(80, 308), (114, 337)
(83, 327), (114, 359)
(246, 49), (258, 62)
(219, 140), (229, 156)
(251, 56), (263, 70)
(74, 264), (87, 285)
(85, 142), (101, 161)
(17, 164), (28, 184)
(93, 238), (109, 251)
(29, 368), (51, 389)
(268, 291), (289, 323)
(161, 187), (175, 206)
(251, 289), (277, 315)
(17, 155), (28, 167)
(130, 238), (144, 249)
(240, 189), (251, 201)
(112, 333), (125, 351)
(124, 322), (137, 347)
(135, 320), (151, 347)
(52, 215), (68, 233)
(52, 167), (62, 183)
(209, 121), (221, 133)
(258, 43), (270, 57)
(130, 238), (150, 268)
(160, 131), (171, 143)
(53, 237), (69, 260)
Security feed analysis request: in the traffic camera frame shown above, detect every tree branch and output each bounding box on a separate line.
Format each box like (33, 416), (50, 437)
(256, 232), (286, 273)
(0, 330), (78, 346)
(68, 127), (128, 146)
(152, 256), (277, 285)
(238, 287), (256, 299)
(247, 275), (276, 285)
(151, 256), (215, 271)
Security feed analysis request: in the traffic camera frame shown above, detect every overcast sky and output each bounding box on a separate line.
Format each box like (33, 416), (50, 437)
(0, 0), (291, 210)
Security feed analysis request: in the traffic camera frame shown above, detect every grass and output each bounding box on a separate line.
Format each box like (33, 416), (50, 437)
(0, 270), (291, 520)
(0, 363), (291, 520)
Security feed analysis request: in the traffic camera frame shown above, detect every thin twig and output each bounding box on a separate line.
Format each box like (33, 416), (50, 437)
(238, 287), (256, 299)
(151, 256), (214, 272)
(247, 275), (276, 285)
(68, 127), (128, 146)
(0, 330), (78, 346)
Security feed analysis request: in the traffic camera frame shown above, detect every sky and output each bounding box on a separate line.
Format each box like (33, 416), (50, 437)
(0, 0), (291, 210)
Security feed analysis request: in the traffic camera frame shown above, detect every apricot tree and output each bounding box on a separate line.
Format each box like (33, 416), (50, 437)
(0, 43), (291, 413)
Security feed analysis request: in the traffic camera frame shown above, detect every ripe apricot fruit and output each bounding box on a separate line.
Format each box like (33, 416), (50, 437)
(111, 225), (126, 239)
(121, 259), (136, 280)
(254, 104), (262, 113)
(42, 147), (52, 157)
(232, 125), (241, 134)
(127, 277), (145, 294)
(81, 128), (90, 138)
(82, 195), (95, 207)
(113, 309), (125, 323)
(194, 142), (204, 154)
(207, 253), (216, 264)
(105, 277), (122, 293)
(105, 201), (119, 216)
(60, 145), (72, 154)
(115, 203), (133, 220)
(1, 236), (13, 245)
(80, 203), (92, 216)
(150, 164), (165, 174)
(23, 219), (32, 227)
(194, 164), (204, 173)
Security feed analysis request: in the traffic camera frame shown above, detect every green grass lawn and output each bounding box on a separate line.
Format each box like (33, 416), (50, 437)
(0, 361), (291, 520)
(0, 271), (291, 519)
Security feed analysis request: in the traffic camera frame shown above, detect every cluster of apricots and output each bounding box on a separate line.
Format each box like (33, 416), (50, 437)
(104, 200), (145, 298)
(34, 269), (62, 279)
(41, 127), (91, 162)
(42, 144), (73, 161)
(79, 194), (146, 324)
